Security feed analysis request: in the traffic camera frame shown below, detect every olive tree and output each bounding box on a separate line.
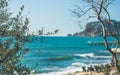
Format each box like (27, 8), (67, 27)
(0, 0), (31, 75)
(72, 0), (120, 74)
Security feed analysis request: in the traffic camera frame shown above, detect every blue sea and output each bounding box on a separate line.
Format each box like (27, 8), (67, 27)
(22, 36), (114, 75)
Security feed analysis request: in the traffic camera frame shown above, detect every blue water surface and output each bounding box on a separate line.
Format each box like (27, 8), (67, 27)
(22, 36), (114, 74)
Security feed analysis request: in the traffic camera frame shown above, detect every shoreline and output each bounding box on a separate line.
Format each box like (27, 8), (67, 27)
(64, 63), (119, 75)
(65, 71), (105, 75)
(30, 63), (114, 75)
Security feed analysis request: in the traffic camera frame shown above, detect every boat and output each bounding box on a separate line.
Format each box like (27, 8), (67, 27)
(88, 41), (114, 46)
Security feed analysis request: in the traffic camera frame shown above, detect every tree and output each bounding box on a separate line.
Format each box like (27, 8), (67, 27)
(0, 0), (31, 74)
(72, 0), (120, 74)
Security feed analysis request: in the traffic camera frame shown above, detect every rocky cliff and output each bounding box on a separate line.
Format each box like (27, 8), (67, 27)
(72, 20), (120, 37)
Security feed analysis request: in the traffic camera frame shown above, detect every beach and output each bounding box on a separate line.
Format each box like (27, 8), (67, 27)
(65, 71), (105, 75)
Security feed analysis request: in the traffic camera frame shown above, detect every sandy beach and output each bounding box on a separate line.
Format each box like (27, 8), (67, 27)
(65, 71), (105, 75)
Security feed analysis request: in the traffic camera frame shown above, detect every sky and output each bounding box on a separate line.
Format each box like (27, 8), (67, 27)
(8, 0), (120, 36)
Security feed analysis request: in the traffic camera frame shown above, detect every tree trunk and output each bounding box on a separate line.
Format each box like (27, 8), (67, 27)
(112, 53), (120, 74)
(98, 16), (120, 74)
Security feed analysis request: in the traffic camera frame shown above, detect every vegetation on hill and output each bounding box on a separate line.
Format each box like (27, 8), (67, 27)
(72, 20), (120, 37)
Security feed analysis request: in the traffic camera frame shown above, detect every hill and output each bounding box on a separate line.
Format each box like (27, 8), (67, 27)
(71, 20), (120, 37)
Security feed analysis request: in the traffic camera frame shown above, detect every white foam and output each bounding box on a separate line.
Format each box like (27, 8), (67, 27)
(30, 60), (111, 75)
(71, 62), (87, 67)
(30, 53), (111, 75)
(30, 65), (83, 75)
(75, 53), (95, 58)
(30, 61), (94, 75)
(95, 56), (111, 59)
(43, 66), (60, 70)
(74, 53), (111, 59)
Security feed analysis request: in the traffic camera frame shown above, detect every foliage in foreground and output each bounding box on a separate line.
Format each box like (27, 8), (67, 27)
(0, 0), (31, 74)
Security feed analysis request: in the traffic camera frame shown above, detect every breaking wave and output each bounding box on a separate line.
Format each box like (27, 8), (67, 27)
(74, 53), (95, 58)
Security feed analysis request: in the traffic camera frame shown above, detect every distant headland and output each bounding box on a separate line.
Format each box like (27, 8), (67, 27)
(67, 20), (120, 37)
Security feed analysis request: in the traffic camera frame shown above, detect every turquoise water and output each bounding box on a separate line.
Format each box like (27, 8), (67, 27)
(22, 36), (114, 75)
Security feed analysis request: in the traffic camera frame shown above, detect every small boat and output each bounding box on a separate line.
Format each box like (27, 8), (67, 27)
(88, 41), (92, 44)
(88, 41), (114, 46)
(88, 41), (105, 45)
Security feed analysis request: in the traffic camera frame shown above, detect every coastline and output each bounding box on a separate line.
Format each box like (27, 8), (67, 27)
(29, 63), (117, 75)
(64, 64), (118, 75)
(65, 71), (105, 75)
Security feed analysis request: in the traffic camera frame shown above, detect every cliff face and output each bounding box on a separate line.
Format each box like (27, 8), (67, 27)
(73, 20), (120, 37)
